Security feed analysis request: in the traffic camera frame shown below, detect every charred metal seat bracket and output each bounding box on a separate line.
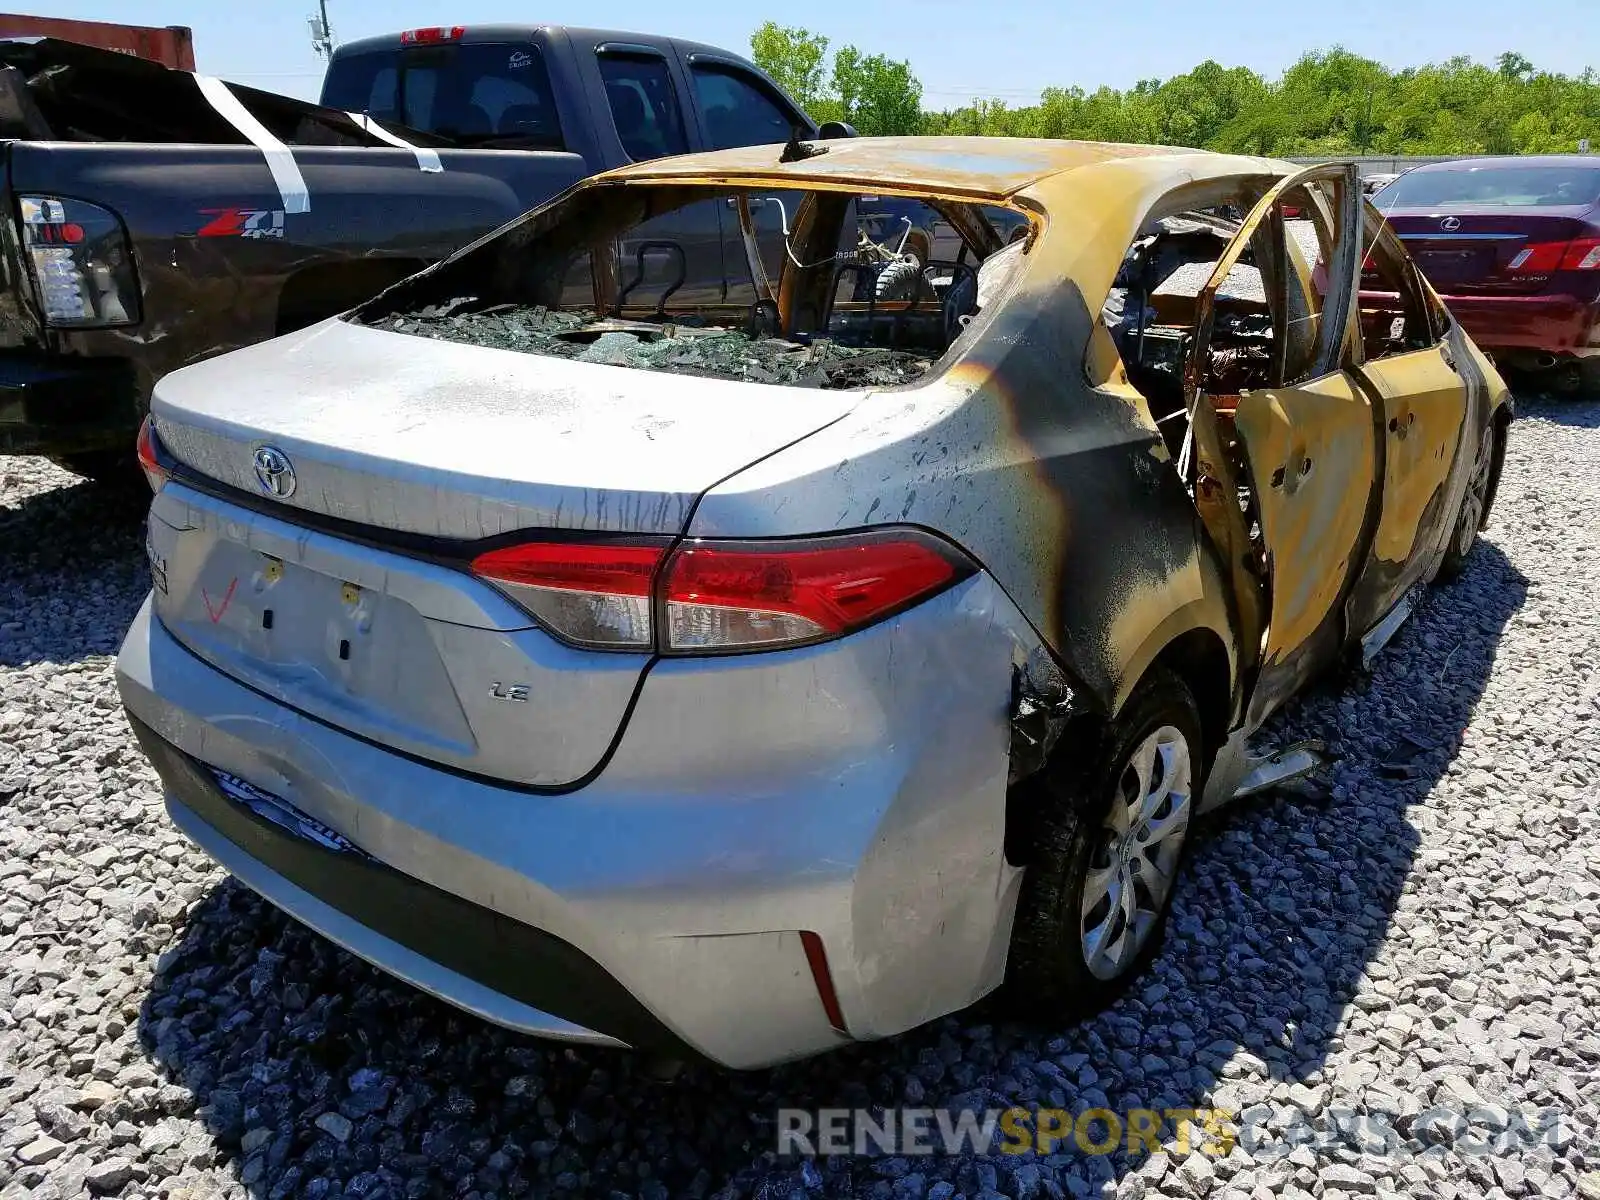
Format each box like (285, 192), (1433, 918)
(126, 713), (697, 1059)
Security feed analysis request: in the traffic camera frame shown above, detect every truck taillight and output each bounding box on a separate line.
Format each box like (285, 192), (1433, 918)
(399, 26), (465, 43)
(1508, 236), (1600, 272)
(18, 195), (140, 328)
(470, 529), (973, 654)
(136, 415), (169, 493)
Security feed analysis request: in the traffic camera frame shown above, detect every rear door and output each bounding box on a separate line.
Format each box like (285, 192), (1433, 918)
(1187, 163), (1375, 723)
(1345, 211), (1475, 632)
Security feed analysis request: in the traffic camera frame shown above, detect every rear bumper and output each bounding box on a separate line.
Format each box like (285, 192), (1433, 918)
(116, 571), (1029, 1068)
(130, 715), (662, 1054)
(1436, 292), (1600, 357)
(0, 353), (140, 455)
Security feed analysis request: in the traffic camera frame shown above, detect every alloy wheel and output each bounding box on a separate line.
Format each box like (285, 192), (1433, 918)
(1080, 725), (1194, 981)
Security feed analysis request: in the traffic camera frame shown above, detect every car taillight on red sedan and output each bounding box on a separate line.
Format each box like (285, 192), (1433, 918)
(471, 528), (974, 654)
(1508, 236), (1600, 273)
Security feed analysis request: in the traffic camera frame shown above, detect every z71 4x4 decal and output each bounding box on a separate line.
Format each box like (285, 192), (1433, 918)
(196, 207), (286, 239)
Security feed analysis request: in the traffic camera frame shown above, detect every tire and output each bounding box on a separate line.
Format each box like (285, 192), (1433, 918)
(1581, 358), (1600, 399)
(1003, 669), (1204, 1016)
(1438, 417), (1502, 580)
(1550, 361), (1584, 396)
(47, 450), (138, 484)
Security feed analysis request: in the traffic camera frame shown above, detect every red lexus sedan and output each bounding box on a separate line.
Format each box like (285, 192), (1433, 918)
(1374, 156), (1600, 392)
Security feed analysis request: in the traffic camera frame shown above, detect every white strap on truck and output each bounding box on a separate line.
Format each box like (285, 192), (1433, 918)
(346, 113), (445, 173)
(194, 75), (311, 214)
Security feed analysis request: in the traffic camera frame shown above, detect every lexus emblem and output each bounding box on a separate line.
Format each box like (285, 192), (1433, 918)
(1440, 216), (1462, 231)
(252, 445), (296, 498)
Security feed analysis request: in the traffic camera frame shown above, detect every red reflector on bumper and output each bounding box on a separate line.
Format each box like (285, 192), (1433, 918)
(799, 930), (848, 1033)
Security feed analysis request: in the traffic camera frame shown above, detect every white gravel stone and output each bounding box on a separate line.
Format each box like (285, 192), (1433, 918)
(16, 1134), (68, 1165)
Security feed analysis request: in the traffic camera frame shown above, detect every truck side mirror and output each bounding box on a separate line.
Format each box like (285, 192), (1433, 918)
(817, 121), (857, 140)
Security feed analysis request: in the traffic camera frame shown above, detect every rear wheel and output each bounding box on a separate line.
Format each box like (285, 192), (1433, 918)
(1550, 361), (1584, 396)
(1004, 670), (1202, 1015)
(1438, 418), (1500, 579)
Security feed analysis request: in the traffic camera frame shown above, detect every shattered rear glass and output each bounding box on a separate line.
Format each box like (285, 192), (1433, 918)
(387, 305), (935, 389)
(361, 177), (1029, 390)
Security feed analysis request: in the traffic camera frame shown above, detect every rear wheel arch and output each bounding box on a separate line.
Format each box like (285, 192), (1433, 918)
(1005, 623), (1233, 868)
(1484, 400), (1512, 520)
(1141, 627), (1234, 770)
(1001, 665), (1203, 1013)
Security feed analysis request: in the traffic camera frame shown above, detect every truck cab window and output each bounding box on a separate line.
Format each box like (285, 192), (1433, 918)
(598, 54), (688, 162)
(691, 65), (800, 149)
(320, 42), (564, 149)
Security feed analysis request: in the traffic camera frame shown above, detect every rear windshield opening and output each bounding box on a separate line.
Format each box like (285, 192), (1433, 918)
(357, 184), (1033, 389)
(1381, 164), (1600, 209)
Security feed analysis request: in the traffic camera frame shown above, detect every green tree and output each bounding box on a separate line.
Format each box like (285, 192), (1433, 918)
(750, 24), (925, 134)
(755, 23), (1600, 156)
(749, 22), (831, 113)
(832, 48), (923, 135)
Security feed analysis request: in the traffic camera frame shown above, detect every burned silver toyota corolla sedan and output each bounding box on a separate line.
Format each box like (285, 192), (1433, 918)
(117, 136), (1511, 1069)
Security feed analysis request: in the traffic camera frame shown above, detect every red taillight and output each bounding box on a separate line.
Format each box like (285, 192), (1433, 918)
(470, 540), (667, 649)
(471, 528), (971, 654)
(399, 25), (465, 43)
(661, 530), (969, 653)
(1508, 236), (1600, 273)
(1562, 236), (1600, 270)
(136, 415), (169, 493)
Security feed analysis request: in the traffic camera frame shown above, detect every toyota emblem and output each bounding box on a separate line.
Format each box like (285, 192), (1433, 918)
(1440, 216), (1462, 231)
(252, 445), (296, 498)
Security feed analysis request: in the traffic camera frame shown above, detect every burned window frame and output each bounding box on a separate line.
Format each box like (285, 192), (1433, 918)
(1353, 202), (1449, 360)
(351, 176), (1034, 390)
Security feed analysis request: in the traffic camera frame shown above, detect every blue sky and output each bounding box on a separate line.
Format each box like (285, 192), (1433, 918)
(56, 0), (1593, 106)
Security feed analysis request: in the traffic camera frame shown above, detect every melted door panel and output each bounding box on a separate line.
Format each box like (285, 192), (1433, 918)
(1234, 372), (1376, 671)
(1348, 348), (1467, 628)
(1181, 161), (1364, 720)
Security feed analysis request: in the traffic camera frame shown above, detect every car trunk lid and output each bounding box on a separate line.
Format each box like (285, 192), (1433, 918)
(1383, 208), (1597, 296)
(150, 317), (860, 539)
(144, 317), (863, 787)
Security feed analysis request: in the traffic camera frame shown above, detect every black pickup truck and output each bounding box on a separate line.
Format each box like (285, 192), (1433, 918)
(0, 26), (824, 477)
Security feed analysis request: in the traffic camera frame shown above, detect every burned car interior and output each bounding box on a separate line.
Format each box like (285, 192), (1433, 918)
(1102, 173), (1438, 467)
(357, 181), (1032, 390)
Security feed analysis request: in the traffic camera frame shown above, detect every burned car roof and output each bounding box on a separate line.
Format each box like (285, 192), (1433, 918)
(598, 135), (1292, 201)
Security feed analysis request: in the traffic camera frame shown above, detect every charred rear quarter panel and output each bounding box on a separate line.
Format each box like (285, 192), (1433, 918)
(690, 194), (1240, 723)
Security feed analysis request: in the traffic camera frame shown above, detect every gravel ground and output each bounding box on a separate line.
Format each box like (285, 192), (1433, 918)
(2, 395), (1599, 1200)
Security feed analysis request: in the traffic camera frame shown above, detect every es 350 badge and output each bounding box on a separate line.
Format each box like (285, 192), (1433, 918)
(197, 207), (286, 239)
